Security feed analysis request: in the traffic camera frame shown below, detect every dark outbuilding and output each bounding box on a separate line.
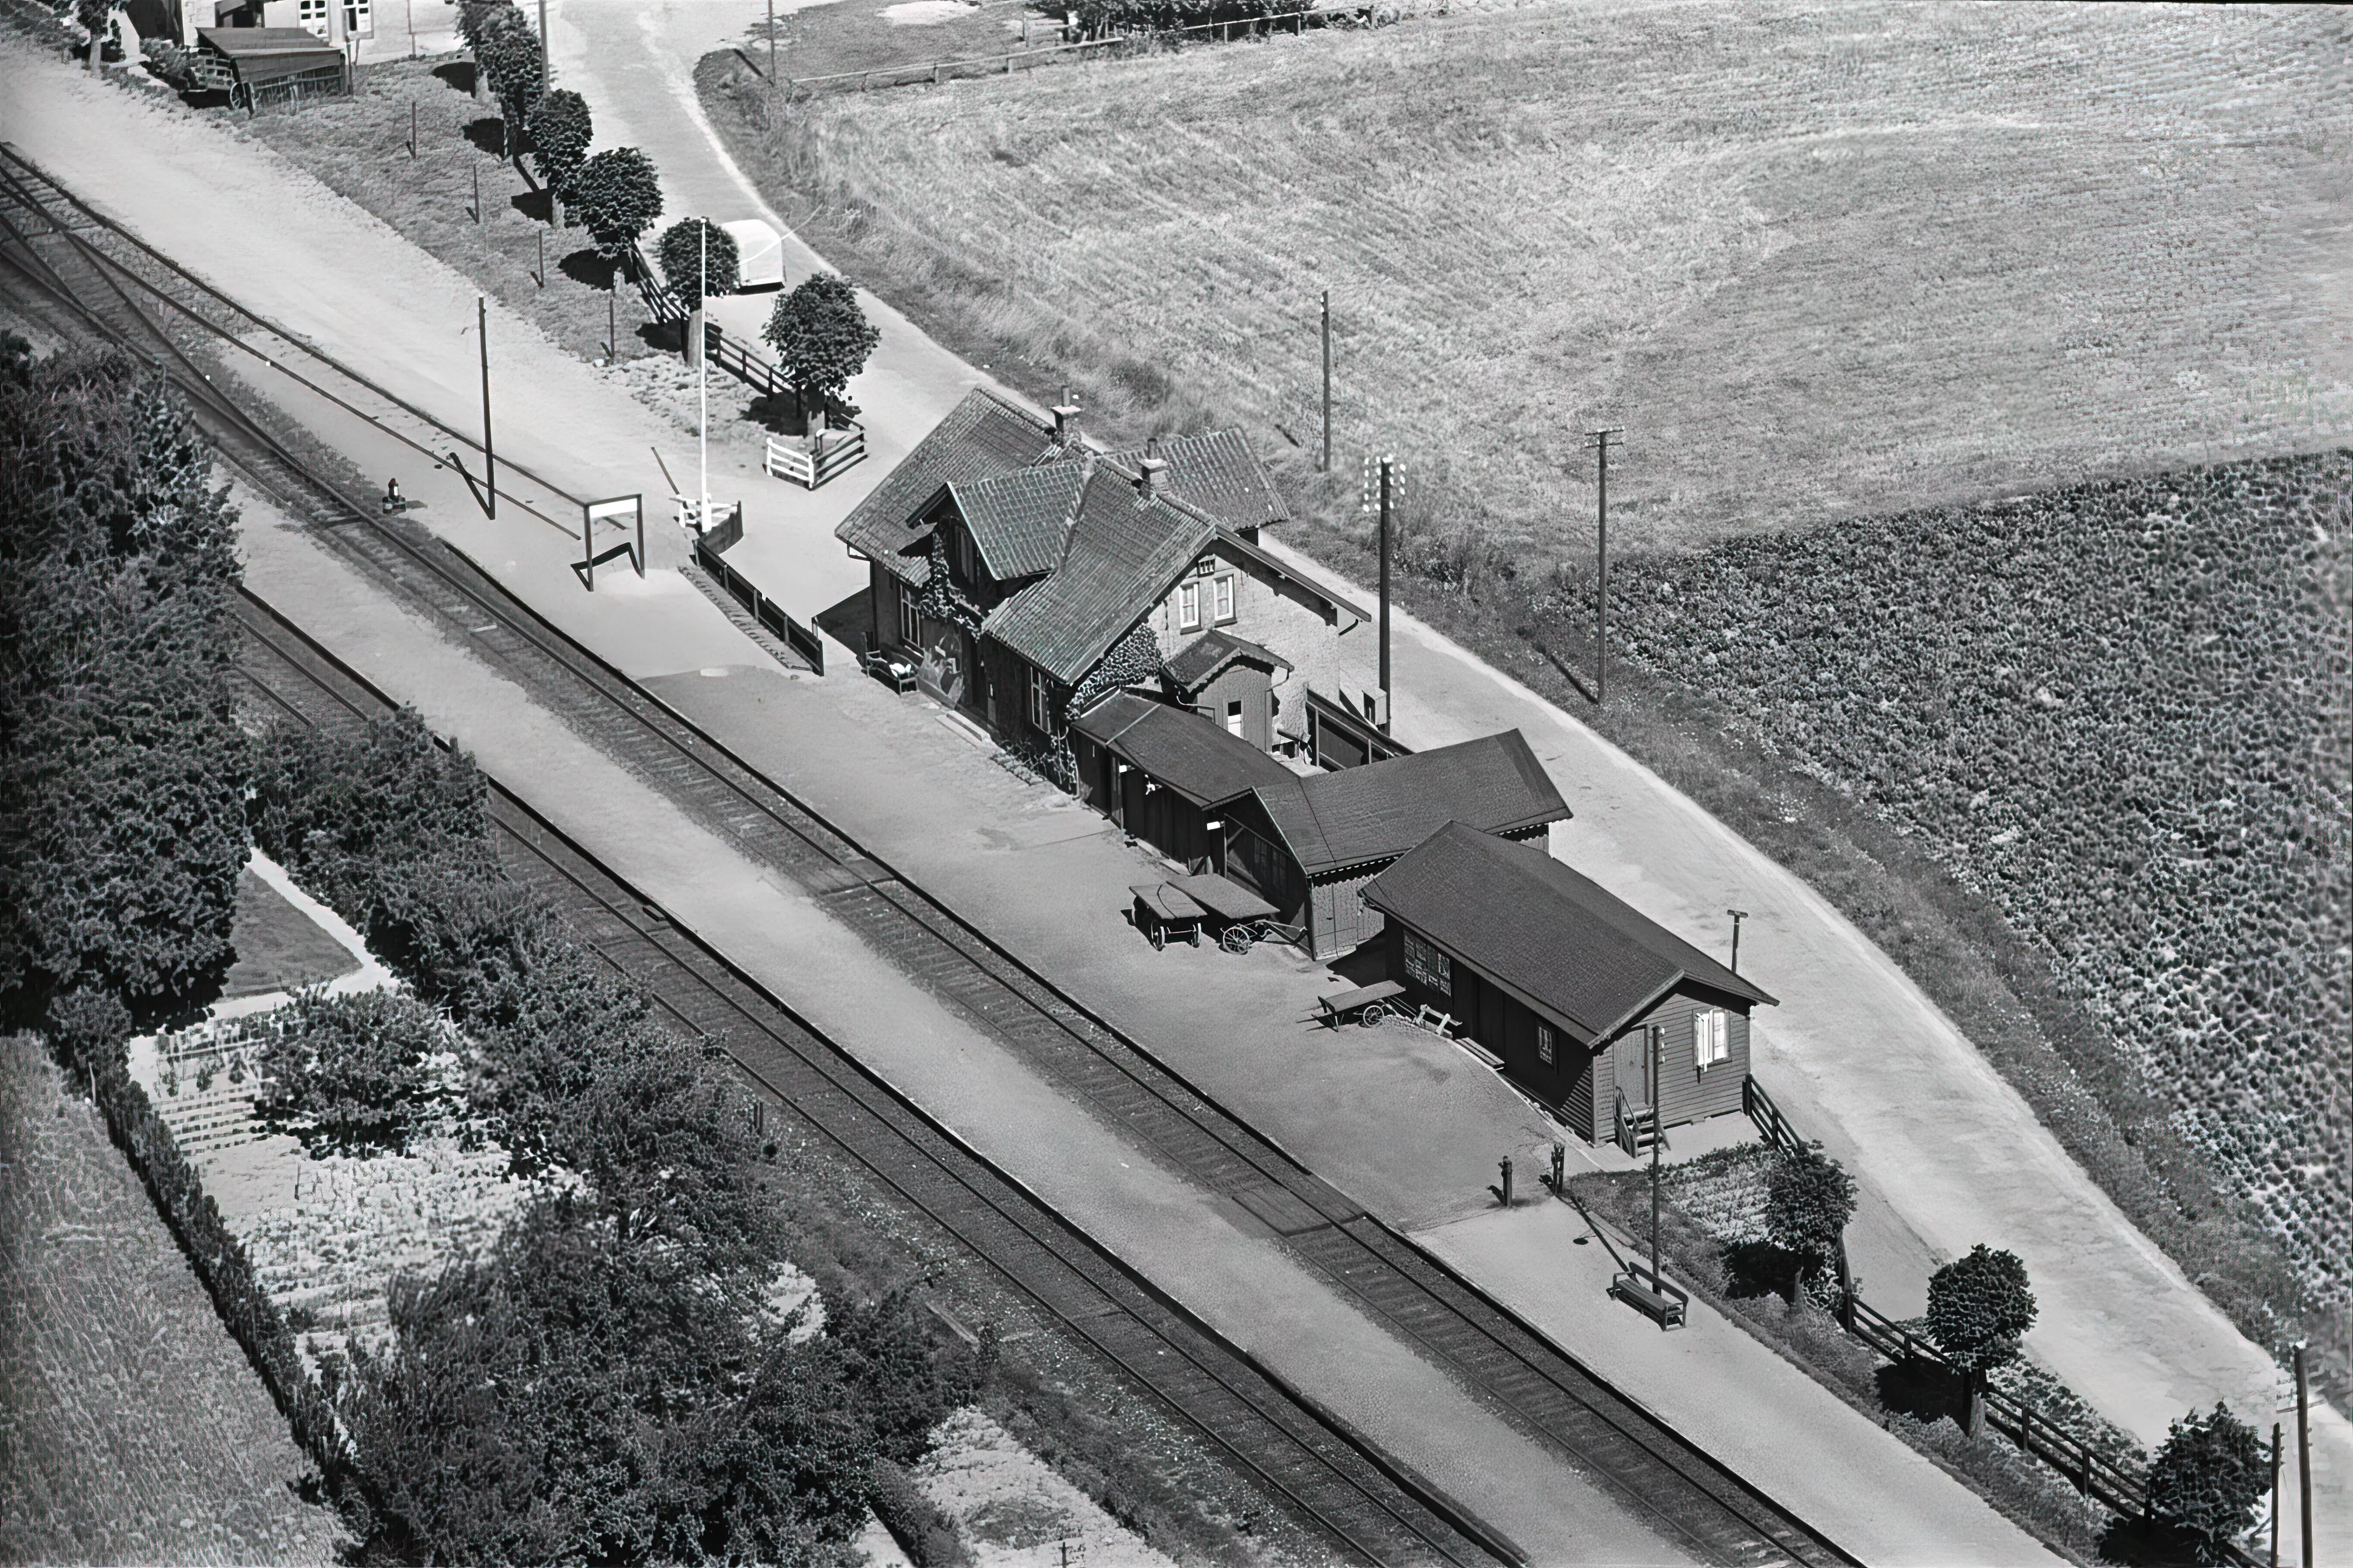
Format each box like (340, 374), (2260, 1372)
(1361, 823), (1776, 1146)
(192, 28), (348, 107)
(1070, 692), (1294, 871)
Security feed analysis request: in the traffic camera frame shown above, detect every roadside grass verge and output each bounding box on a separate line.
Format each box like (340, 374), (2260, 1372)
(0, 1034), (348, 1567)
(216, 58), (661, 367)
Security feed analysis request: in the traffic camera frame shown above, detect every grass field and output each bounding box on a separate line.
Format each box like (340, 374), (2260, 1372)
(0, 1035), (348, 1566)
(719, 0), (2349, 556)
(220, 867), (359, 1000)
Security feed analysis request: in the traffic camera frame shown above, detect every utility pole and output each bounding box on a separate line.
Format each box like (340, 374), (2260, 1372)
(538, 0), (549, 81)
(478, 294), (496, 518)
(1728, 909), (1749, 974)
(768, 0), (779, 104)
(1378, 454), (1392, 733)
(1320, 289), (1332, 473)
(2295, 1343), (2312, 1568)
(2271, 1422), (2282, 1568)
(1648, 1023), (1663, 1300)
(1586, 428), (1623, 703)
(697, 222), (710, 532)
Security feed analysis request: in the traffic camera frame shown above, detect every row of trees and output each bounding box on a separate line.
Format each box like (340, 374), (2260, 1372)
(1758, 1144), (2267, 1560)
(250, 712), (989, 1562)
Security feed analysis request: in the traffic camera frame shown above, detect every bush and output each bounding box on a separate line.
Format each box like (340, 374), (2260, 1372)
(569, 147), (664, 260)
(527, 88), (591, 204)
(139, 36), (192, 87)
(655, 218), (740, 311)
(1927, 1244), (2038, 1374)
(0, 347), (248, 1026)
(1764, 1147), (1856, 1300)
(2145, 1404), (2268, 1562)
(1614, 454), (2352, 1306)
(763, 273), (879, 417)
(252, 989), (450, 1156)
(473, 5), (543, 143)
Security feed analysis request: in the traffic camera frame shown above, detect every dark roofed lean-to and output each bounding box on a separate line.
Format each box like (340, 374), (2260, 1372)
(1248, 730), (1570, 876)
(1071, 693), (1296, 808)
(1362, 822), (1775, 1045)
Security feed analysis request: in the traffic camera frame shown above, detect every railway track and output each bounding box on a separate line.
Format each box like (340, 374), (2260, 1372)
(0, 144), (1862, 1568)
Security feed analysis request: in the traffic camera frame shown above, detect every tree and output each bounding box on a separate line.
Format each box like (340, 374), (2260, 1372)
(1925, 1244), (2037, 1436)
(2145, 1404), (2269, 1563)
(473, 5), (544, 152)
(253, 989), (449, 1156)
(763, 274), (880, 422)
(1763, 1146), (1856, 1306)
(568, 147), (664, 261)
(0, 348), (248, 1025)
(74, 0), (110, 71)
(527, 89), (593, 211)
(456, 0), (514, 100)
(655, 218), (740, 312)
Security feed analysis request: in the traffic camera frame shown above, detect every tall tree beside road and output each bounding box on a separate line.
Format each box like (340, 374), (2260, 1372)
(763, 274), (880, 420)
(1925, 1243), (2039, 1436)
(1763, 1146), (1856, 1305)
(2145, 1404), (2269, 1564)
(473, 5), (545, 152)
(656, 218), (740, 311)
(569, 147), (663, 262)
(0, 336), (248, 1026)
(527, 89), (592, 212)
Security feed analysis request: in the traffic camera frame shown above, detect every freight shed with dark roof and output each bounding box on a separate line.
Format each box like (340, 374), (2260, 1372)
(1361, 823), (1777, 1147)
(1219, 731), (1571, 958)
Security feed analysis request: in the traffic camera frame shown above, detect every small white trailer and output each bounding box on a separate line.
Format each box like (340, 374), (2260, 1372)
(722, 219), (786, 291)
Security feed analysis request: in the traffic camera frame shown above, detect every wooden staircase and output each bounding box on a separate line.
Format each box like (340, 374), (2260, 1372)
(1614, 1091), (1664, 1158)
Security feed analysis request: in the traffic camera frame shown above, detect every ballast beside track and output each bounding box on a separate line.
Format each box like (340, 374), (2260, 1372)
(1, 142), (1859, 1568)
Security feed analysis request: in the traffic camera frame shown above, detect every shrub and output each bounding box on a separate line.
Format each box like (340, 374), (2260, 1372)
(2145, 1404), (2269, 1562)
(527, 88), (591, 204)
(473, 5), (543, 144)
(1764, 1147), (1856, 1301)
(569, 147), (664, 260)
(0, 347), (248, 1026)
(139, 36), (192, 87)
(252, 989), (450, 1156)
(1927, 1244), (2038, 1373)
(655, 217), (740, 311)
(763, 273), (879, 417)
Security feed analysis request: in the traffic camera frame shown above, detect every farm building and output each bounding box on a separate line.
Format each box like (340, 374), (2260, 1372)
(835, 388), (1382, 756)
(1360, 823), (1776, 1148)
(1220, 731), (1570, 958)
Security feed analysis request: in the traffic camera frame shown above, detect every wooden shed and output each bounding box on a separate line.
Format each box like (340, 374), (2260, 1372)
(192, 27), (348, 109)
(1069, 691), (1294, 872)
(1361, 823), (1777, 1148)
(1219, 730), (1569, 959)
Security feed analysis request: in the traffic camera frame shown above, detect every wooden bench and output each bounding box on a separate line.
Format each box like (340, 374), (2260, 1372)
(1609, 1261), (1689, 1330)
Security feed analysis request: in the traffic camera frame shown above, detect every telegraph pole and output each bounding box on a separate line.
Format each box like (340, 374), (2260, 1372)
(478, 295), (496, 518)
(1320, 289), (1332, 473)
(768, 0), (779, 103)
(1727, 909), (1749, 974)
(2295, 1343), (2312, 1568)
(1586, 427), (1623, 703)
(1648, 1023), (1663, 1297)
(2271, 1423), (2282, 1568)
(538, 0), (549, 81)
(1378, 454), (1392, 733)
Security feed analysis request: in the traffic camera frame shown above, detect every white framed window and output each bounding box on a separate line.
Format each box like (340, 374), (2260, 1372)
(298, 0), (329, 35)
(1212, 574), (1235, 624)
(1403, 930), (1451, 997)
(1178, 581), (1201, 631)
(1028, 666), (1053, 731)
(343, 0), (373, 36)
(1537, 1022), (1556, 1067)
(897, 582), (920, 650)
(1224, 699), (1244, 736)
(1694, 1008), (1730, 1070)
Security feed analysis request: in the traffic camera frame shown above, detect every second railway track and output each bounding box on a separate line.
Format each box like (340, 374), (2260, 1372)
(1, 142), (1860, 1568)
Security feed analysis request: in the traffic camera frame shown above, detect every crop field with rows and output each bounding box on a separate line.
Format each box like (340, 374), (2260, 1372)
(727, 0), (2351, 556)
(1611, 451), (2352, 1304)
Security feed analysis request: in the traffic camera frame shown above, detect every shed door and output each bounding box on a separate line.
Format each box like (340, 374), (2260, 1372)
(1614, 1033), (1653, 1109)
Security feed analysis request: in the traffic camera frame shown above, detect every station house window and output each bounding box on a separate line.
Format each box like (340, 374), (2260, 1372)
(1028, 666), (1053, 731)
(898, 582), (921, 649)
(1213, 573), (1235, 624)
(1537, 1022), (1556, 1067)
(1694, 1008), (1730, 1070)
(1178, 580), (1202, 631)
(1403, 930), (1451, 997)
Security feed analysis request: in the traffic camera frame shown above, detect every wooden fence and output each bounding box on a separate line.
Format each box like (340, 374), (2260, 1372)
(1742, 1080), (2268, 1566)
(694, 531), (825, 675)
(765, 428), (868, 490)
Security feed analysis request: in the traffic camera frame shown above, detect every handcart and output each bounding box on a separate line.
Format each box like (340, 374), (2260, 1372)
(1166, 874), (1285, 954)
(1129, 883), (1208, 950)
(1316, 979), (1406, 1029)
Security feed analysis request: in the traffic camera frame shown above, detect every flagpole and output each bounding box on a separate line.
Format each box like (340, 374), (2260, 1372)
(697, 222), (709, 532)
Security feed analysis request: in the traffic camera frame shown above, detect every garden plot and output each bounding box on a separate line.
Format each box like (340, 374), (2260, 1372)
(915, 1407), (1176, 1568)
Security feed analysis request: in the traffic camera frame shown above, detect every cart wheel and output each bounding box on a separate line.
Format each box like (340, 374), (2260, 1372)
(1219, 926), (1253, 955)
(1360, 1003), (1387, 1028)
(1186, 927), (1201, 947)
(1149, 925), (1165, 951)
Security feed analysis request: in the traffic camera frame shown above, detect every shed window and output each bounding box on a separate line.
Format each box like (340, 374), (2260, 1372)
(1225, 699), (1244, 736)
(1178, 581), (1202, 631)
(1403, 930), (1451, 997)
(298, 0), (328, 32)
(1213, 574), (1235, 623)
(1028, 666), (1053, 732)
(1694, 1008), (1730, 1070)
(1537, 1023), (1556, 1067)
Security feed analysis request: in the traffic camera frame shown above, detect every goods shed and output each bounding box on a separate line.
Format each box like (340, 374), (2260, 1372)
(192, 27), (348, 109)
(1361, 823), (1776, 1147)
(1071, 692), (1295, 871)
(1219, 730), (1569, 958)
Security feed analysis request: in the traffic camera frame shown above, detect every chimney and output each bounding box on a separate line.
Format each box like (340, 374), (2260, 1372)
(1052, 388), (1082, 447)
(1138, 437), (1168, 500)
